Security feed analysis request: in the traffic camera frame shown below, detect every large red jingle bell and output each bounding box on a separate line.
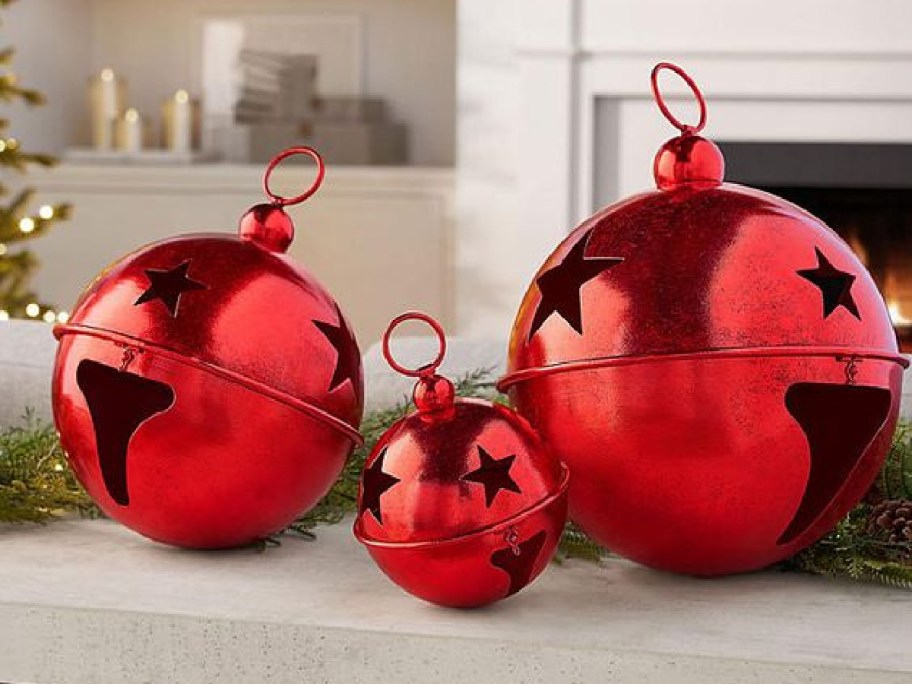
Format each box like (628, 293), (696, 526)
(52, 147), (364, 549)
(354, 312), (569, 607)
(497, 63), (908, 576)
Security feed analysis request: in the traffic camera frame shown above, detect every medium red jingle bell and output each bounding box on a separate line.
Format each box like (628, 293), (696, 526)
(354, 312), (569, 607)
(52, 147), (364, 548)
(498, 63), (908, 576)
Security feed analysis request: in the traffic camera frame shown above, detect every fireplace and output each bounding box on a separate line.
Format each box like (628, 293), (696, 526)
(454, 0), (912, 336)
(721, 142), (912, 350)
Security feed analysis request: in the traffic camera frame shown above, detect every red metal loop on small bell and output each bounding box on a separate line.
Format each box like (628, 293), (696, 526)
(650, 62), (724, 191)
(238, 146), (326, 253)
(382, 311), (455, 415)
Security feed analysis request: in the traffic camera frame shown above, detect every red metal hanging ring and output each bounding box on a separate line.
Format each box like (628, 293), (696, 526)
(650, 62), (707, 135)
(383, 311), (447, 378)
(263, 146), (326, 207)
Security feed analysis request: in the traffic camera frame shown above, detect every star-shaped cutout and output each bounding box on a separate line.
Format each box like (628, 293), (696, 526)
(359, 447), (400, 525)
(490, 530), (548, 597)
(134, 260), (207, 317)
(461, 446), (521, 507)
(797, 247), (860, 320)
(528, 230), (623, 340)
(314, 305), (361, 392)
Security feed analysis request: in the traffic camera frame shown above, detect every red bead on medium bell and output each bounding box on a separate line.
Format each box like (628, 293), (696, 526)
(51, 146), (364, 549)
(238, 204), (295, 253)
(355, 312), (569, 607)
(498, 63), (908, 576)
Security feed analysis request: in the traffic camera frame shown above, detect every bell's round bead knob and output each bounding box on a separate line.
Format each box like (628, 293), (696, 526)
(413, 374), (456, 417)
(653, 134), (724, 191)
(238, 203), (294, 253)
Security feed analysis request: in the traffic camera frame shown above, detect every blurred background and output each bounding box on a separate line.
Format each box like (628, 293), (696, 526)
(2, 0), (912, 346)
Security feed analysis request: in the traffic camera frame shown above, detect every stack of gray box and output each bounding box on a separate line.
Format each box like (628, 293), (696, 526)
(234, 51), (317, 123)
(215, 51), (407, 165)
(307, 96), (407, 166)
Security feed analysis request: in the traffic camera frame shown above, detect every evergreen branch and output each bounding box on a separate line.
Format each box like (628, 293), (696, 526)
(556, 522), (609, 564)
(0, 186), (33, 221)
(0, 410), (99, 523)
(0, 82), (45, 107)
(877, 422), (912, 500)
(0, 147), (57, 173)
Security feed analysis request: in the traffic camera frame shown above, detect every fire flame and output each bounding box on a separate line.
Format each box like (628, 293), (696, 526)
(888, 300), (911, 327)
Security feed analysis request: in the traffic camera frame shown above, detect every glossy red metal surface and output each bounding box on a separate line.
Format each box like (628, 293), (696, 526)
(52, 147), (364, 549)
(355, 312), (569, 607)
(498, 64), (907, 576)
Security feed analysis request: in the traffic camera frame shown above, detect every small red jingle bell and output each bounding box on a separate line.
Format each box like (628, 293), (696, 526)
(354, 312), (569, 607)
(52, 147), (364, 548)
(498, 63), (908, 576)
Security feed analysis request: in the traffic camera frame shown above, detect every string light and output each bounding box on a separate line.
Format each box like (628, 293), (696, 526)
(6, 138), (18, 151)
(38, 205), (54, 220)
(56, 310), (70, 324)
(175, 89), (189, 104)
(43, 310), (56, 323)
(100, 68), (115, 82)
(0, 139), (6, 153)
(19, 217), (35, 234)
(0, 310), (8, 321)
(0, 244), (6, 256)
(25, 302), (39, 318)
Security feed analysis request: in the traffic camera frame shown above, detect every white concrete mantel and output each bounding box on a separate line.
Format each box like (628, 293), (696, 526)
(4, 518), (912, 683)
(456, 0), (912, 336)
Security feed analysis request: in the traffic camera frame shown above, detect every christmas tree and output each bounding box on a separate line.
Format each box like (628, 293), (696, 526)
(0, 0), (71, 322)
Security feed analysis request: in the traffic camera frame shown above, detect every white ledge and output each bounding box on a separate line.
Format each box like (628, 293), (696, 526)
(30, 162), (455, 198)
(1, 518), (911, 683)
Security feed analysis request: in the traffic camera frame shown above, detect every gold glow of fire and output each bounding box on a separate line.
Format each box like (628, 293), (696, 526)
(888, 300), (912, 327)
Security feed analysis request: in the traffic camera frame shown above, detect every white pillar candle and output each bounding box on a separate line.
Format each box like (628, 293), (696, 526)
(163, 89), (192, 154)
(89, 68), (124, 150)
(116, 108), (143, 154)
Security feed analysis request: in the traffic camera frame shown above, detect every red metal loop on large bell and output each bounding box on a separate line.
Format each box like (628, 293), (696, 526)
(355, 312), (569, 607)
(51, 146), (364, 549)
(498, 63), (907, 576)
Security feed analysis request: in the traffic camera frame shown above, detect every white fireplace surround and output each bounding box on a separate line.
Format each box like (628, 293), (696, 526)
(455, 0), (912, 336)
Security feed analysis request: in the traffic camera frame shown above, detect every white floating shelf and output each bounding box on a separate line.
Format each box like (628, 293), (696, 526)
(64, 147), (218, 166)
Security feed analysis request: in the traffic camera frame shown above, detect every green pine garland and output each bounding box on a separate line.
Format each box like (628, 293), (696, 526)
(784, 425), (912, 587)
(5, 369), (912, 589)
(0, 409), (98, 522)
